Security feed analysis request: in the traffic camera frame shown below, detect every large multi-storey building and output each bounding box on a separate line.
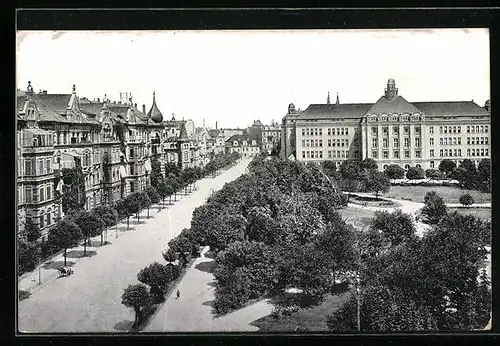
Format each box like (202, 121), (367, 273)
(261, 121), (282, 152)
(16, 82), (207, 239)
(225, 134), (261, 158)
(281, 79), (491, 170)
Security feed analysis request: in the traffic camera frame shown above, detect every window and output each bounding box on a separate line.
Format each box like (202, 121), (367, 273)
(337, 128), (340, 136)
(429, 138), (434, 146)
(393, 126), (399, 135)
(476, 126), (480, 133)
(443, 138), (448, 145)
(394, 138), (399, 148)
(458, 149), (461, 156)
(327, 128), (331, 136)
(466, 126), (470, 133)
(452, 126), (456, 134)
(440, 138), (443, 145)
(319, 151), (323, 159)
(440, 149), (444, 157)
(415, 127), (420, 134)
(382, 127), (388, 135)
(486, 148), (489, 156)
(24, 159), (32, 176)
(372, 150), (378, 158)
(429, 126), (434, 135)
(39, 186), (45, 202)
(39, 215), (44, 228)
(404, 150), (410, 158)
(481, 149), (485, 156)
(372, 138), (377, 148)
(46, 213), (51, 226)
(371, 127), (377, 135)
(481, 138), (484, 145)
(383, 138), (388, 148)
(415, 138), (420, 147)
(485, 126), (489, 133)
(26, 187), (32, 203)
(430, 161), (435, 168)
(393, 150), (400, 158)
(319, 139), (323, 147)
(302, 151), (306, 159)
(440, 126), (443, 134)
(46, 186), (51, 200)
(453, 149), (457, 157)
(404, 138), (409, 147)
(383, 150), (389, 159)
(485, 137), (489, 145)
(319, 129), (323, 136)
(471, 149), (475, 157)
(405, 164), (410, 170)
(346, 128), (349, 135)
(328, 151), (332, 159)
(302, 140), (305, 147)
(341, 128), (345, 136)
(444, 126), (448, 134)
(404, 126), (409, 134)
(337, 139), (341, 147)
(458, 138), (461, 145)
(306, 129), (310, 136)
(457, 126), (461, 133)
(466, 137), (470, 145)
(467, 149), (470, 156)
(430, 149), (434, 157)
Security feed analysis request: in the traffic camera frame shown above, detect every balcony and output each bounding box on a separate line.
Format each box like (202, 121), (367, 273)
(127, 135), (143, 143)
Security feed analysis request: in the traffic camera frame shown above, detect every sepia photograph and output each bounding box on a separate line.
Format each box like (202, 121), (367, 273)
(16, 28), (491, 334)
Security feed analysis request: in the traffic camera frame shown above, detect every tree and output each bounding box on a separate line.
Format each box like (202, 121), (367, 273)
(61, 166), (86, 214)
(406, 166), (425, 180)
(92, 204), (118, 245)
(438, 159), (457, 177)
(71, 211), (103, 256)
(476, 269), (492, 328)
(21, 218), (41, 242)
(361, 158), (378, 172)
(339, 160), (363, 202)
(364, 170), (390, 198)
(138, 191), (152, 219)
(149, 158), (163, 188)
(124, 192), (142, 226)
(477, 159), (491, 192)
(137, 262), (172, 302)
(121, 284), (152, 327)
(18, 238), (40, 275)
(425, 169), (443, 180)
(48, 220), (82, 266)
(156, 179), (169, 206)
(457, 159), (479, 189)
(421, 191), (447, 225)
(459, 194), (474, 207)
(162, 247), (178, 264)
(384, 164), (405, 181)
(371, 210), (416, 246)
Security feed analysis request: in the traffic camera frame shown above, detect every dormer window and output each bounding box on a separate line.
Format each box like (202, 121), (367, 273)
(233, 141), (238, 146)
(243, 141), (247, 146)
(252, 140), (257, 146)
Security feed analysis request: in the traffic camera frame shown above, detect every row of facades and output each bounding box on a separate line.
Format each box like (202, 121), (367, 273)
(281, 79), (491, 171)
(16, 82), (281, 240)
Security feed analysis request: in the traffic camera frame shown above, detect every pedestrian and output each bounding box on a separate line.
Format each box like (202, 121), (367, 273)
(176, 290), (180, 299)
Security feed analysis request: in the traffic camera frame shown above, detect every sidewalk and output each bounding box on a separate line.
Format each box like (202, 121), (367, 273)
(445, 203), (491, 208)
(18, 198), (186, 294)
(145, 247), (274, 332)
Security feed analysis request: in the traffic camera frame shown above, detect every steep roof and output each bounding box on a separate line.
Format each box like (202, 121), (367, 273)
(299, 103), (372, 120)
(179, 122), (189, 141)
(412, 101), (489, 116)
(208, 129), (221, 138)
(365, 95), (422, 115)
(226, 134), (261, 145)
(147, 93), (164, 123)
(34, 94), (72, 114)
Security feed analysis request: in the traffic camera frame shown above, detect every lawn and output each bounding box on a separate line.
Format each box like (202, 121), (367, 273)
(385, 185), (491, 204)
(448, 207), (491, 222)
(338, 207), (376, 226)
(251, 292), (351, 332)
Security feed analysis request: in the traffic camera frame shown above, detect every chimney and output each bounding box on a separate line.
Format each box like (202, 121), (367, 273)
(43, 90), (47, 94)
(216, 121), (218, 129)
(142, 104), (146, 114)
(97, 98), (100, 102)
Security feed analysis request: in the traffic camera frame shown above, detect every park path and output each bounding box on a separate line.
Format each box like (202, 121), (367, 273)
(145, 247), (274, 332)
(17, 159), (251, 333)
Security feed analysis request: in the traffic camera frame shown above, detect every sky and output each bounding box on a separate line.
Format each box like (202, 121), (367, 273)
(16, 29), (490, 129)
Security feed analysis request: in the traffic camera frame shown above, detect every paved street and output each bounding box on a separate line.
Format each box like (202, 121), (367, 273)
(145, 247), (274, 332)
(18, 159), (251, 333)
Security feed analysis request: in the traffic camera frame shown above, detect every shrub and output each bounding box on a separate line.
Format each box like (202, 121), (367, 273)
(459, 194), (474, 207)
